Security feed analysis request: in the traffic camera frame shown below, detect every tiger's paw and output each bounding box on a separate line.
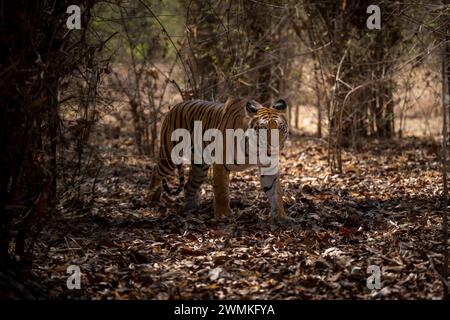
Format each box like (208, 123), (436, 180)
(271, 210), (295, 224)
(145, 187), (161, 203)
(279, 215), (296, 224)
(214, 206), (233, 220)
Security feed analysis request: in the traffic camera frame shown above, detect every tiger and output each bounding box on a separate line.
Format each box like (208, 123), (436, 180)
(146, 97), (290, 222)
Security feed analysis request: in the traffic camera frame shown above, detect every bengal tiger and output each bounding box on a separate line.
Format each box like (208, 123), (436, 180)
(146, 97), (290, 222)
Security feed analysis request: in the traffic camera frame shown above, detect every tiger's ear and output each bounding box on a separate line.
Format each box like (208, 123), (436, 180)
(246, 100), (258, 115)
(273, 99), (287, 111)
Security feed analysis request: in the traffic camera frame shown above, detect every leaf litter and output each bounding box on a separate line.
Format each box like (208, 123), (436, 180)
(33, 132), (447, 299)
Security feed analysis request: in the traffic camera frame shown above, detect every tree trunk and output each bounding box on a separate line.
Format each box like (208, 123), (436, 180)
(442, 39), (450, 300)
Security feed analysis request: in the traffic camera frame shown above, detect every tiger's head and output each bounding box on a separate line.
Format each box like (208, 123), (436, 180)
(245, 99), (289, 153)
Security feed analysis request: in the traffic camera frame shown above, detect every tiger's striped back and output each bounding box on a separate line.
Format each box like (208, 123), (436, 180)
(155, 100), (223, 178)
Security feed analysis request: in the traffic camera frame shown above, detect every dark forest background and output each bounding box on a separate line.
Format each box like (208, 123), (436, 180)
(0, 0), (449, 299)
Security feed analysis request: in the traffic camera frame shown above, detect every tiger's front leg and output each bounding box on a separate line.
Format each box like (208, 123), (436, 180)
(260, 173), (288, 222)
(212, 164), (232, 218)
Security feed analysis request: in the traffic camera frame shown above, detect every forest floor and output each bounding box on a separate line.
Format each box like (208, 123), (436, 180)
(33, 119), (447, 299)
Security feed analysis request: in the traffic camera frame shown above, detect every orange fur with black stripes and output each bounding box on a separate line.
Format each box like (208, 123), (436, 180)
(147, 97), (289, 221)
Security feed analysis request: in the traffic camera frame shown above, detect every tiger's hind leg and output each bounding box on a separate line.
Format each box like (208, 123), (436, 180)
(184, 164), (210, 211)
(146, 156), (175, 202)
